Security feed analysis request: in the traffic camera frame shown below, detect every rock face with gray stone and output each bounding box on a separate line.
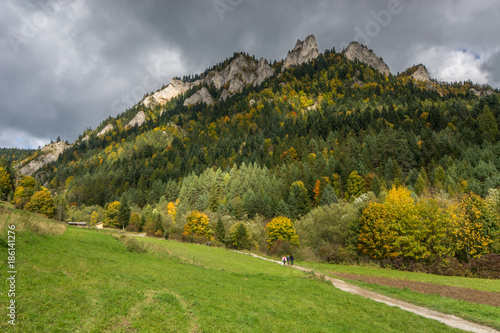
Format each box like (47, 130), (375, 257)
(411, 65), (431, 82)
(127, 111), (146, 128)
(143, 78), (194, 108)
(282, 35), (319, 70)
(254, 57), (275, 86)
(344, 42), (391, 76)
(18, 141), (71, 176)
(208, 54), (275, 100)
(183, 87), (215, 106)
(142, 54), (275, 107)
(97, 124), (113, 137)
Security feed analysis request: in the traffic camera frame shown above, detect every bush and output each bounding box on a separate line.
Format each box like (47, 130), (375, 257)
(268, 239), (293, 257)
(294, 246), (320, 262)
(169, 232), (210, 244)
(126, 224), (138, 232)
(469, 253), (500, 279)
(318, 244), (357, 264)
(121, 236), (148, 253)
(380, 254), (500, 279)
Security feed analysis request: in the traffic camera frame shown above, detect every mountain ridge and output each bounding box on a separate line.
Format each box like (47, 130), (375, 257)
(15, 34), (498, 178)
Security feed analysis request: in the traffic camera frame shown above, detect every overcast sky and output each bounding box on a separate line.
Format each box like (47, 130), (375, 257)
(1, 0), (499, 149)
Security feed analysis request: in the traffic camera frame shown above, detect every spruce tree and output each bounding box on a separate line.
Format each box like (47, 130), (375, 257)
(215, 218), (226, 243)
(320, 183), (338, 206)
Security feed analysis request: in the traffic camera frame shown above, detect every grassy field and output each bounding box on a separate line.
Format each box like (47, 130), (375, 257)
(0, 205), (486, 332)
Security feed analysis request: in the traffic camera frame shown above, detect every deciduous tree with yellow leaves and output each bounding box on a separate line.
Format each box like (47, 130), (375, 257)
(266, 216), (300, 248)
(183, 210), (212, 239)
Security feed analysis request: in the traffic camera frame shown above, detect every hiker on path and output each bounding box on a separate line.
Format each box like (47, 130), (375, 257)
(290, 254), (294, 265)
(282, 256), (286, 265)
(286, 255), (290, 265)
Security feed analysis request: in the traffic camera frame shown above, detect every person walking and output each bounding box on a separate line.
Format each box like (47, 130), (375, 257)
(282, 256), (286, 265)
(290, 254), (294, 265)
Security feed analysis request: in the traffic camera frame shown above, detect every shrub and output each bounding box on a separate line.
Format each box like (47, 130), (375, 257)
(268, 239), (293, 257)
(126, 224), (138, 232)
(318, 244), (357, 264)
(122, 237), (148, 253)
(469, 253), (500, 279)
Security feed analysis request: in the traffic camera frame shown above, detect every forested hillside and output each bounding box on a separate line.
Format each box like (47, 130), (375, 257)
(5, 45), (500, 274)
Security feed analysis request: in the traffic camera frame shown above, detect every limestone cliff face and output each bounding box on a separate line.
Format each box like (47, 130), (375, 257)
(411, 65), (431, 82)
(210, 54), (275, 100)
(142, 54), (275, 106)
(97, 124), (113, 137)
(282, 35), (319, 70)
(183, 87), (215, 106)
(127, 111), (146, 128)
(254, 57), (275, 86)
(18, 141), (71, 176)
(344, 42), (390, 76)
(143, 78), (194, 108)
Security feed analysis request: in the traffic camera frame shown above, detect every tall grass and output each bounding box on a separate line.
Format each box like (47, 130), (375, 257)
(0, 202), (66, 239)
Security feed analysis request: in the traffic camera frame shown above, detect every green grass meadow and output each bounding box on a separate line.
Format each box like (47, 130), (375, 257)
(0, 206), (489, 332)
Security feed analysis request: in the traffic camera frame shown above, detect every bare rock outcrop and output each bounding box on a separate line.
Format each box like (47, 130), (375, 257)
(282, 35), (319, 70)
(143, 78), (194, 108)
(220, 89), (232, 101)
(411, 65), (431, 82)
(127, 111), (146, 128)
(18, 141), (71, 176)
(254, 57), (275, 86)
(183, 87), (214, 106)
(142, 54), (275, 107)
(344, 42), (391, 76)
(209, 54), (275, 93)
(97, 124), (114, 137)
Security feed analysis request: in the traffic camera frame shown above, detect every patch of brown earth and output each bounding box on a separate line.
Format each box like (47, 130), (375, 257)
(328, 272), (500, 307)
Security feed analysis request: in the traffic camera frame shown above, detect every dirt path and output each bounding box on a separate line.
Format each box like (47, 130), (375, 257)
(329, 272), (500, 307)
(234, 251), (498, 333)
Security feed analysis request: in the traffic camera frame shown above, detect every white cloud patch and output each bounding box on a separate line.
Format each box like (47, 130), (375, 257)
(417, 47), (491, 85)
(0, 128), (49, 149)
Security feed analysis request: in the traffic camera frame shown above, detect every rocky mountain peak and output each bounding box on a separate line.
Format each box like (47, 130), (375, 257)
(344, 42), (390, 76)
(282, 34), (319, 70)
(411, 65), (431, 82)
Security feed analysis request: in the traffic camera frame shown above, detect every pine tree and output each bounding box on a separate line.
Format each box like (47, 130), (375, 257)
(117, 201), (131, 229)
(230, 223), (251, 250)
(320, 183), (338, 206)
(478, 105), (499, 142)
(215, 218), (226, 243)
(275, 199), (290, 217)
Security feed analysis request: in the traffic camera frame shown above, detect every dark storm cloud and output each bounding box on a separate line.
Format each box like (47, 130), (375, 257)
(0, 0), (499, 148)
